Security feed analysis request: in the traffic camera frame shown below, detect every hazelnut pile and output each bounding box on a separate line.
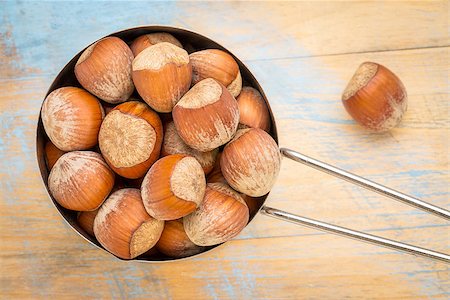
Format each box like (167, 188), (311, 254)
(41, 33), (281, 260)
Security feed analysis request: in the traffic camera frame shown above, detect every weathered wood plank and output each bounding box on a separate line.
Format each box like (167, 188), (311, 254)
(1, 1), (449, 299)
(183, 1), (450, 61)
(1, 44), (448, 298)
(1, 1), (448, 78)
(1, 228), (449, 299)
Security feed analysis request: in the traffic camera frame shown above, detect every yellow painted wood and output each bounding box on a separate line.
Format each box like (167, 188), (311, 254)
(1, 1), (449, 299)
(183, 1), (450, 60)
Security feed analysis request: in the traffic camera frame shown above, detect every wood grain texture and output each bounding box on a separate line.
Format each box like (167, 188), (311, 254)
(1, 1), (449, 299)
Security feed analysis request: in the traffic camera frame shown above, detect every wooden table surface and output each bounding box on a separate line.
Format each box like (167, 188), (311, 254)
(1, 1), (449, 299)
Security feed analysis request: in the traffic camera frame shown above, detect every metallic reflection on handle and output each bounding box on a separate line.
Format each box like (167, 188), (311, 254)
(280, 148), (450, 220)
(261, 206), (450, 263)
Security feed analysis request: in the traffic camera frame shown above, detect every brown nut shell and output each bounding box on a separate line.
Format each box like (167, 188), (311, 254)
(48, 151), (115, 211)
(41, 87), (104, 151)
(190, 49), (242, 97)
(173, 78), (239, 152)
(141, 154), (206, 220)
(77, 209), (99, 237)
(156, 219), (205, 258)
(132, 42), (192, 112)
(237, 87), (271, 132)
(206, 152), (228, 184)
(162, 121), (218, 174)
(99, 101), (163, 179)
(44, 141), (66, 170)
(183, 183), (249, 246)
(93, 188), (164, 259)
(221, 128), (281, 197)
(130, 33), (182, 56)
(75, 37), (134, 104)
(342, 62), (407, 132)
(206, 154), (261, 216)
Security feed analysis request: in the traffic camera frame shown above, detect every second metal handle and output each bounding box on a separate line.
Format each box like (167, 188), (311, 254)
(259, 148), (449, 263)
(261, 206), (449, 263)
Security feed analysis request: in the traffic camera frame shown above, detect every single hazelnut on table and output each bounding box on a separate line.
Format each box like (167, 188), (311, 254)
(162, 121), (218, 174)
(156, 219), (205, 258)
(99, 101), (163, 179)
(141, 154), (206, 220)
(237, 87), (271, 132)
(41, 87), (104, 151)
(130, 32), (183, 56)
(184, 183), (249, 246)
(93, 188), (164, 259)
(48, 151), (115, 211)
(190, 49), (242, 97)
(44, 141), (65, 170)
(221, 128), (281, 197)
(75, 36), (134, 104)
(132, 42), (192, 112)
(77, 209), (99, 237)
(342, 62), (407, 132)
(173, 78), (239, 152)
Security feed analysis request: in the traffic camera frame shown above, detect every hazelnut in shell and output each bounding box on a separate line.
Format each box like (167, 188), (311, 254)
(77, 209), (99, 237)
(342, 62), (407, 132)
(221, 128), (281, 197)
(132, 42), (192, 112)
(130, 32), (182, 56)
(173, 78), (239, 152)
(206, 152), (227, 185)
(237, 87), (271, 132)
(162, 121), (218, 174)
(75, 37), (134, 104)
(76, 175), (126, 236)
(141, 154), (206, 221)
(48, 151), (115, 211)
(206, 154), (262, 216)
(41, 87), (104, 151)
(156, 219), (205, 258)
(190, 49), (242, 97)
(184, 183), (249, 246)
(93, 188), (164, 259)
(44, 141), (66, 170)
(99, 101), (163, 179)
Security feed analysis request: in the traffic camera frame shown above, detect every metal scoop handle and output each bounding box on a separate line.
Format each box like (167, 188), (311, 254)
(261, 148), (450, 263)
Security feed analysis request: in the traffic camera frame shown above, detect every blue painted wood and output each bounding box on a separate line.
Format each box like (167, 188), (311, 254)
(1, 1), (448, 299)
